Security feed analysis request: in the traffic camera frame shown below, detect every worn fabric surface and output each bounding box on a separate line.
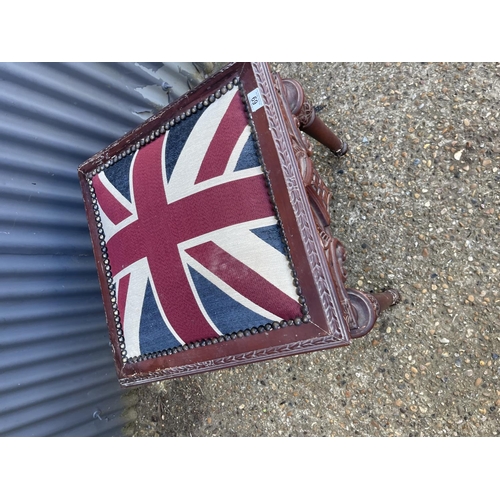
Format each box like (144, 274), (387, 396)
(93, 87), (301, 357)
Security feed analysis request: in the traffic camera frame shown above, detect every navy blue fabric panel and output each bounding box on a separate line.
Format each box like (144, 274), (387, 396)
(164, 107), (206, 182)
(103, 154), (133, 202)
(188, 265), (272, 333)
(139, 280), (180, 353)
(250, 224), (286, 255)
(234, 135), (260, 171)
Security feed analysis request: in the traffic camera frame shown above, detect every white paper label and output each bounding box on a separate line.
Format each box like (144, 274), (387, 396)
(247, 88), (263, 112)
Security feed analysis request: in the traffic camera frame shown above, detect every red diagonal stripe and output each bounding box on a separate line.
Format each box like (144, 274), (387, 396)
(185, 241), (301, 320)
(93, 173), (133, 225)
(194, 92), (249, 184)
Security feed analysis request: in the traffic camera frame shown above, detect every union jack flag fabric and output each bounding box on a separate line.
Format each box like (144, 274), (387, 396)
(92, 87), (301, 358)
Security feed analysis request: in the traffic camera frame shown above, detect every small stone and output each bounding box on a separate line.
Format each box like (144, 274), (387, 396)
(454, 150), (463, 161)
(475, 378), (483, 387)
(386, 327), (392, 334)
(422, 248), (429, 257)
(468, 295), (475, 303)
(239, 404), (245, 410)
(463, 119), (470, 127)
(483, 159), (492, 167)
(439, 338), (450, 344)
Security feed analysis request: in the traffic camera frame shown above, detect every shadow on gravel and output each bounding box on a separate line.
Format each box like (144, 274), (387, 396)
(125, 378), (208, 436)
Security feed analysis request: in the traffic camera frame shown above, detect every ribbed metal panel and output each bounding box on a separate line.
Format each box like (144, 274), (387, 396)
(0, 62), (204, 436)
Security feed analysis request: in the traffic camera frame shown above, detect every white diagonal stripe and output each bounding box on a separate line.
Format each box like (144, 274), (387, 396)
(178, 216), (299, 301)
(97, 154), (138, 242)
(181, 251), (282, 323)
(223, 124), (254, 175)
(114, 257), (184, 357)
(119, 258), (149, 358)
(212, 229), (298, 301)
(98, 169), (135, 214)
(166, 87), (239, 203)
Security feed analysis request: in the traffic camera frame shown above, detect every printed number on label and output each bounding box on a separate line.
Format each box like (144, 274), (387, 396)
(247, 88), (263, 112)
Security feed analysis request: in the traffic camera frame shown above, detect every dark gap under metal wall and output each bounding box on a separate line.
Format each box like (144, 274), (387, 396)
(0, 62), (205, 436)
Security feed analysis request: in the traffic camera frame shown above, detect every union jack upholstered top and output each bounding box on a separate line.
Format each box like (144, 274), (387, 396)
(91, 85), (302, 361)
(80, 63), (396, 386)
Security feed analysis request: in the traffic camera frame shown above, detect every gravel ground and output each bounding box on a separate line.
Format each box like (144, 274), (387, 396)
(124, 62), (500, 437)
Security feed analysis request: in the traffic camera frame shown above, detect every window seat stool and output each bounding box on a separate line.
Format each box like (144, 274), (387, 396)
(78, 62), (400, 387)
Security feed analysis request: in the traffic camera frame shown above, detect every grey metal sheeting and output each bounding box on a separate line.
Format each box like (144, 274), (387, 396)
(0, 62), (200, 436)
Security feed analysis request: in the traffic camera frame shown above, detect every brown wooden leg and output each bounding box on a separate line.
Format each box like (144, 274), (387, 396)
(371, 290), (402, 313)
(316, 225), (401, 339)
(282, 78), (349, 157)
(348, 288), (401, 339)
(278, 73), (400, 342)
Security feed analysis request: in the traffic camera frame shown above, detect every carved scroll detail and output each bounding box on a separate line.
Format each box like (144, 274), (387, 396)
(365, 292), (381, 316)
(315, 223), (358, 330)
(296, 99), (315, 128)
(306, 168), (332, 228)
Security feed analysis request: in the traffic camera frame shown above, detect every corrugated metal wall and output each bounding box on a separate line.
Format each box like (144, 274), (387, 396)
(0, 62), (206, 436)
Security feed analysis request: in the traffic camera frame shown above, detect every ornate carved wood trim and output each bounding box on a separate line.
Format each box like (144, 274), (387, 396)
(251, 62), (349, 344)
(316, 225), (359, 330)
(120, 333), (351, 386)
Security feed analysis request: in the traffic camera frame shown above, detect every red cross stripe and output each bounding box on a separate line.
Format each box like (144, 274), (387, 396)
(96, 134), (279, 344)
